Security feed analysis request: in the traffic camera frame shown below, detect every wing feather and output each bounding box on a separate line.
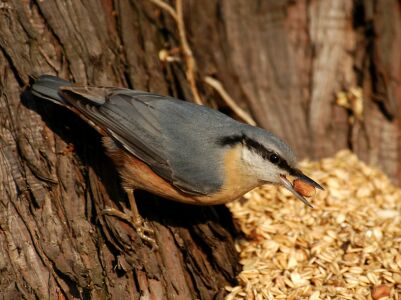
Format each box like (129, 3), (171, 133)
(59, 87), (238, 195)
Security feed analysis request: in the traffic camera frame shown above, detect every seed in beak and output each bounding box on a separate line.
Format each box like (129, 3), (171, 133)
(293, 179), (316, 197)
(279, 175), (313, 208)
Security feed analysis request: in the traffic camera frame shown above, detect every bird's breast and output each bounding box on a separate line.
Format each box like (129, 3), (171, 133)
(105, 140), (259, 205)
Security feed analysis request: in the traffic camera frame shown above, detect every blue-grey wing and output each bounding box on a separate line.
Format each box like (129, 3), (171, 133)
(60, 88), (238, 195)
(150, 97), (239, 195)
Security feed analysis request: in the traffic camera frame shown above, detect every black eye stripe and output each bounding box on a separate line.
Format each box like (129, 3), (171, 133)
(217, 134), (294, 172)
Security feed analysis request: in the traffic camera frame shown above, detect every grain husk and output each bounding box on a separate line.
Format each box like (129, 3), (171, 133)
(226, 150), (401, 299)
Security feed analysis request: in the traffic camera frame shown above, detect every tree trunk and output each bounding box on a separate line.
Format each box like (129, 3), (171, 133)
(187, 0), (401, 183)
(0, 1), (240, 299)
(0, 0), (400, 299)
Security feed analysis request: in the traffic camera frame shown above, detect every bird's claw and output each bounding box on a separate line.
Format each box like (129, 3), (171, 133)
(101, 207), (158, 250)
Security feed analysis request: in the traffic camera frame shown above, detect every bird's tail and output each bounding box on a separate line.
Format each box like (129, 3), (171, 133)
(31, 75), (72, 105)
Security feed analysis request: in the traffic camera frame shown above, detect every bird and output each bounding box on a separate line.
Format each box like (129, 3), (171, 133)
(31, 75), (323, 246)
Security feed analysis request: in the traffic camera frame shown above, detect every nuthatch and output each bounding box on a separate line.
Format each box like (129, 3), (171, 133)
(31, 75), (323, 245)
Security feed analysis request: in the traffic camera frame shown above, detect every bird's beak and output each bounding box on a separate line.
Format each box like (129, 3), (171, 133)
(279, 170), (323, 208)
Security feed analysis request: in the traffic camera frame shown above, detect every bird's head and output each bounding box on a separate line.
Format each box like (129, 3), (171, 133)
(218, 128), (323, 207)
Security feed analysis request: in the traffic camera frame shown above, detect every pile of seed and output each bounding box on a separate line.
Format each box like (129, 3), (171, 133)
(226, 150), (401, 299)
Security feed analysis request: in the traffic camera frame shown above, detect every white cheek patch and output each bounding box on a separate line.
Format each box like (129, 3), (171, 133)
(241, 147), (280, 182)
(241, 147), (262, 167)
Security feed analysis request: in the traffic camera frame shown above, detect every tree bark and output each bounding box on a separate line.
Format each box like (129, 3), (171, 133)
(0, 1), (239, 299)
(187, 0), (401, 183)
(0, 0), (400, 299)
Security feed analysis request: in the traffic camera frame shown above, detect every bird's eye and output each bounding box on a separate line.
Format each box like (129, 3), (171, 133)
(269, 153), (280, 164)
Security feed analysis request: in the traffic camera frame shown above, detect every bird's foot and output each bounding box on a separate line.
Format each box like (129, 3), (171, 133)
(101, 207), (158, 250)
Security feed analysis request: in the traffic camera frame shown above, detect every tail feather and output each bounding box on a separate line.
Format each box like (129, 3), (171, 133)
(31, 75), (71, 105)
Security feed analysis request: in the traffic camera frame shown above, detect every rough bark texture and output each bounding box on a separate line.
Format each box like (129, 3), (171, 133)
(188, 0), (401, 182)
(0, 1), (239, 299)
(0, 0), (400, 299)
